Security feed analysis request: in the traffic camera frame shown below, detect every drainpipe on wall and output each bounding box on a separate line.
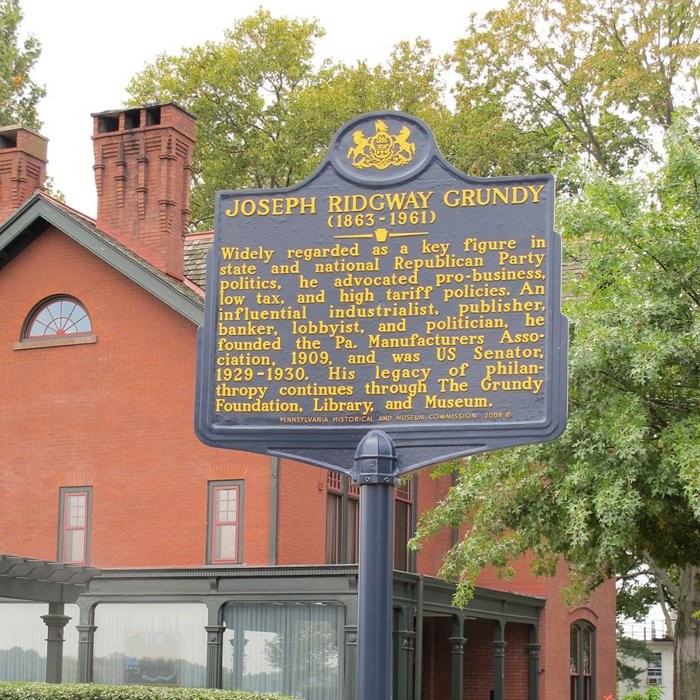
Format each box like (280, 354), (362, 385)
(269, 456), (279, 565)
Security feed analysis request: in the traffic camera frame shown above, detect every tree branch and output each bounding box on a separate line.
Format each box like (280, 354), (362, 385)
(643, 551), (680, 602)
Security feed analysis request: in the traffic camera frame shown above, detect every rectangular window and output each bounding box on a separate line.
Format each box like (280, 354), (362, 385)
(325, 474), (359, 565)
(208, 481), (242, 564)
(325, 472), (343, 564)
(0, 602), (80, 682)
(58, 487), (91, 565)
(647, 652), (662, 685)
(325, 490), (341, 564)
(325, 473), (414, 571)
(394, 479), (414, 571)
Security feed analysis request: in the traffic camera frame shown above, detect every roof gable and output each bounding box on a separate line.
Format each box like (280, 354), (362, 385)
(0, 193), (204, 325)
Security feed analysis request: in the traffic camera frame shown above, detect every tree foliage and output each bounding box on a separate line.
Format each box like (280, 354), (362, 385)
(621, 688), (664, 700)
(413, 3), (700, 693)
(413, 122), (700, 695)
(0, 0), (43, 129)
(447, 0), (700, 180)
(126, 10), (328, 228)
(126, 9), (449, 229)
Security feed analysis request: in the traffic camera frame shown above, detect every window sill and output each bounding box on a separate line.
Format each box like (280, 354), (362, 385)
(14, 335), (98, 350)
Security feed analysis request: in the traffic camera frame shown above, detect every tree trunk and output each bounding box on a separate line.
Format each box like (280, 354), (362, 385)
(674, 565), (700, 700)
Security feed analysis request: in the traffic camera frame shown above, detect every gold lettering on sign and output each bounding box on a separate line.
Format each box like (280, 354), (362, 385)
(213, 181), (554, 425)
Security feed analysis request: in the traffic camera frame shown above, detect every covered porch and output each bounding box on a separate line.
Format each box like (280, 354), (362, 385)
(0, 564), (543, 697)
(70, 565), (543, 699)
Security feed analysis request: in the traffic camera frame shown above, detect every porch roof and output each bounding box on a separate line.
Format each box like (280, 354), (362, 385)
(0, 554), (101, 604)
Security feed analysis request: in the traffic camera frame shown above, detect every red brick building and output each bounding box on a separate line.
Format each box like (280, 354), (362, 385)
(0, 103), (616, 699)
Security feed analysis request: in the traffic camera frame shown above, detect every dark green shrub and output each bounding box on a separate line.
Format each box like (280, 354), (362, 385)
(0, 682), (294, 700)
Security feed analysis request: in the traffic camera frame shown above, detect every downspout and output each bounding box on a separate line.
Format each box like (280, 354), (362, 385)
(413, 575), (424, 700)
(269, 456), (279, 565)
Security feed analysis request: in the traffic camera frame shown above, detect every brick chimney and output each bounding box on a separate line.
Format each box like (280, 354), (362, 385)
(92, 103), (196, 280)
(0, 125), (48, 223)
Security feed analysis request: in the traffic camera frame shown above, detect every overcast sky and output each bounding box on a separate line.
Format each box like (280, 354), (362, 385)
(20, 0), (504, 217)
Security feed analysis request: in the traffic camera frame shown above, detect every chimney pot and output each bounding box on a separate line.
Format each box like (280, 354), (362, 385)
(0, 125), (48, 222)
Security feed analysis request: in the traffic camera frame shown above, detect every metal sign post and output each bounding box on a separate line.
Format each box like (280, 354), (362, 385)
(354, 431), (397, 700)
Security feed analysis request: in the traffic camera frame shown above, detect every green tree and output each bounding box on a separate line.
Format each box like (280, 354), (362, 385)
(126, 9), (329, 229)
(0, 0), (43, 129)
(412, 123), (700, 697)
(622, 687), (663, 700)
(294, 38), (451, 153)
(447, 0), (700, 180)
(126, 10), (449, 229)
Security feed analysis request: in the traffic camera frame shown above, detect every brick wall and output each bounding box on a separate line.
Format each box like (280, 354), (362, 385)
(275, 459), (328, 564)
(477, 557), (617, 699)
(0, 225), (443, 571)
(0, 228), (274, 568)
(0, 213), (618, 699)
(414, 468), (455, 576)
(421, 616), (452, 700)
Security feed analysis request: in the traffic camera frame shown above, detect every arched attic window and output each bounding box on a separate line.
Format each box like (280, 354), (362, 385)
(16, 296), (97, 349)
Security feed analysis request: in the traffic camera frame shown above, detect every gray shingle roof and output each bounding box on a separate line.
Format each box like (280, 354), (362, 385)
(184, 232), (213, 290)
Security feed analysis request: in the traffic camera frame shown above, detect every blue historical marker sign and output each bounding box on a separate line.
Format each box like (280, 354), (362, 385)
(195, 112), (568, 474)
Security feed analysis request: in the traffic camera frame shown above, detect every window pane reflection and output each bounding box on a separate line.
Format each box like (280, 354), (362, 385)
(93, 603), (207, 687)
(582, 626), (592, 674)
(570, 625), (578, 673)
(0, 602), (80, 682)
(223, 602), (344, 700)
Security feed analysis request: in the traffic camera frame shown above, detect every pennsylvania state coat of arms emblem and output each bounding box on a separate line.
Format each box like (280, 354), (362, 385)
(347, 120), (416, 170)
